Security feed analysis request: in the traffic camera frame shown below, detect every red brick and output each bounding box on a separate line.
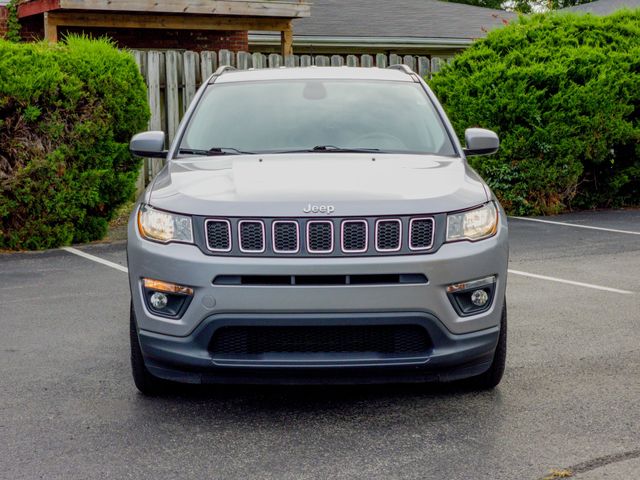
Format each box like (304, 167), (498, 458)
(60, 27), (249, 52)
(0, 6), (8, 36)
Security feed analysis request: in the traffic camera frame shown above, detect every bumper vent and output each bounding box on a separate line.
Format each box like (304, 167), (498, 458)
(209, 325), (431, 356)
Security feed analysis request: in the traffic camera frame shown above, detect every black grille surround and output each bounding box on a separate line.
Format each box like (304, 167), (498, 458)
(197, 214), (444, 257)
(209, 325), (431, 356)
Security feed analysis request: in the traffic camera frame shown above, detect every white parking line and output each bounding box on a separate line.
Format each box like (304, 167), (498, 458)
(508, 269), (634, 295)
(511, 216), (640, 235)
(63, 246), (634, 296)
(62, 247), (129, 273)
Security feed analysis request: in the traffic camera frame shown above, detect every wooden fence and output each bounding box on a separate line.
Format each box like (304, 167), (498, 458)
(131, 49), (453, 190)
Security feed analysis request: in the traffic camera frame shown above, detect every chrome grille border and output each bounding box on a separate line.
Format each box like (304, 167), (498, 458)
(306, 220), (334, 254)
(340, 219), (368, 253)
(204, 218), (232, 253)
(375, 218), (402, 253)
(272, 220), (300, 254)
(238, 219), (266, 253)
(408, 217), (435, 251)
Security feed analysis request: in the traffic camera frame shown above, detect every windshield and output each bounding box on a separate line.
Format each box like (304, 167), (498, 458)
(179, 79), (457, 156)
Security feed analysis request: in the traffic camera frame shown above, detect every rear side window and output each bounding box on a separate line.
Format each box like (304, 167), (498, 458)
(181, 80), (456, 156)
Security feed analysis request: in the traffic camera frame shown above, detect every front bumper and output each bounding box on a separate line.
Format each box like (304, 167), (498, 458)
(139, 312), (499, 384)
(127, 211), (508, 381)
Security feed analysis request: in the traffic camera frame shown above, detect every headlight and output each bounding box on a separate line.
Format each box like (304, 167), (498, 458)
(137, 204), (193, 244)
(446, 202), (498, 242)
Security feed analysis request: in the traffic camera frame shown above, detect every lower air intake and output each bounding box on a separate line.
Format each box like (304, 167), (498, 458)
(209, 325), (431, 356)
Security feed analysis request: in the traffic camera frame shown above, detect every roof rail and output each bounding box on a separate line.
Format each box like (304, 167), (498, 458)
(207, 65), (237, 83)
(387, 64), (414, 75)
(214, 65), (237, 76)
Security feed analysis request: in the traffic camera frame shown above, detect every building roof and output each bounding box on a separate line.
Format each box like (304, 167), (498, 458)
(563, 0), (640, 13)
(295, 0), (515, 39)
(251, 0), (516, 51)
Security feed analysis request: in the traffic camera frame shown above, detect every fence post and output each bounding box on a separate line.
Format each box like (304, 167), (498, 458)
(218, 49), (232, 67)
(431, 57), (446, 75)
(360, 54), (373, 67)
(417, 56), (431, 79)
(403, 55), (416, 71)
(315, 55), (330, 66)
(375, 53), (387, 68)
(330, 55), (344, 66)
(268, 53), (282, 68)
(236, 51), (251, 70)
(183, 51), (198, 108)
(200, 51), (217, 81)
(300, 54), (312, 67)
(252, 52), (265, 69)
(165, 50), (181, 146)
(144, 51), (163, 185)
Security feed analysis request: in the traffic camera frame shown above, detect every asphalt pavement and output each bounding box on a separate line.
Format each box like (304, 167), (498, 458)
(1, 209), (639, 480)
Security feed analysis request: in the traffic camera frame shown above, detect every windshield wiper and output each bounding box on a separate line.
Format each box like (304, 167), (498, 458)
(178, 147), (254, 156)
(273, 145), (383, 154)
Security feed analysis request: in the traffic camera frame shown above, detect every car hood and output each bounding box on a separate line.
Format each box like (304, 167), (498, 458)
(148, 153), (489, 216)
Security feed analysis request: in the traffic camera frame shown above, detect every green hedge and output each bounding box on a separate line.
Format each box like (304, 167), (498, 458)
(429, 11), (640, 215)
(0, 36), (149, 250)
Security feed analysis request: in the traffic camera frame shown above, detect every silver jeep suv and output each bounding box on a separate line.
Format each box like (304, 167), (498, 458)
(127, 66), (508, 394)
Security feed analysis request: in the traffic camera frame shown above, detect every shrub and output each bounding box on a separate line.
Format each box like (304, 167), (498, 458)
(429, 11), (640, 215)
(0, 36), (149, 249)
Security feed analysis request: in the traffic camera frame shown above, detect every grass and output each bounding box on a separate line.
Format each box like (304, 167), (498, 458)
(105, 200), (135, 242)
(540, 469), (573, 479)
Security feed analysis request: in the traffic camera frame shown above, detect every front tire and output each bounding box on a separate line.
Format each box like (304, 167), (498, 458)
(130, 302), (168, 395)
(466, 301), (507, 390)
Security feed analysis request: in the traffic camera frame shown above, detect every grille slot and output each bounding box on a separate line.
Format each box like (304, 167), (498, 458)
(307, 221), (334, 253)
(272, 221), (299, 253)
(341, 220), (368, 253)
(409, 217), (435, 250)
(376, 219), (402, 252)
(205, 219), (231, 252)
(238, 220), (265, 253)
(209, 325), (431, 356)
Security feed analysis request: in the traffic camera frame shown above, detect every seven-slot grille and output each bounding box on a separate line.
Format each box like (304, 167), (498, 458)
(204, 216), (435, 256)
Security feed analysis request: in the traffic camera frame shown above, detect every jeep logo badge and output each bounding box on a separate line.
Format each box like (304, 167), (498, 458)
(303, 204), (335, 215)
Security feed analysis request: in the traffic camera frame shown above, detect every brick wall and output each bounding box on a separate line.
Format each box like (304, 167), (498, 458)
(0, 6), (8, 37)
(28, 22), (248, 52)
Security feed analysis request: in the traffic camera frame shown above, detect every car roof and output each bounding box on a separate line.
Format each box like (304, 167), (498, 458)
(213, 66), (415, 84)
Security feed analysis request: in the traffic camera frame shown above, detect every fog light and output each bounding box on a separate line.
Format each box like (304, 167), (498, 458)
(150, 292), (168, 310)
(471, 289), (489, 306)
(142, 278), (194, 318)
(446, 275), (496, 317)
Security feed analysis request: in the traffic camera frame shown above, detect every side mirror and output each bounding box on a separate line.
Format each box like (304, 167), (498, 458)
(463, 128), (499, 156)
(129, 131), (167, 158)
